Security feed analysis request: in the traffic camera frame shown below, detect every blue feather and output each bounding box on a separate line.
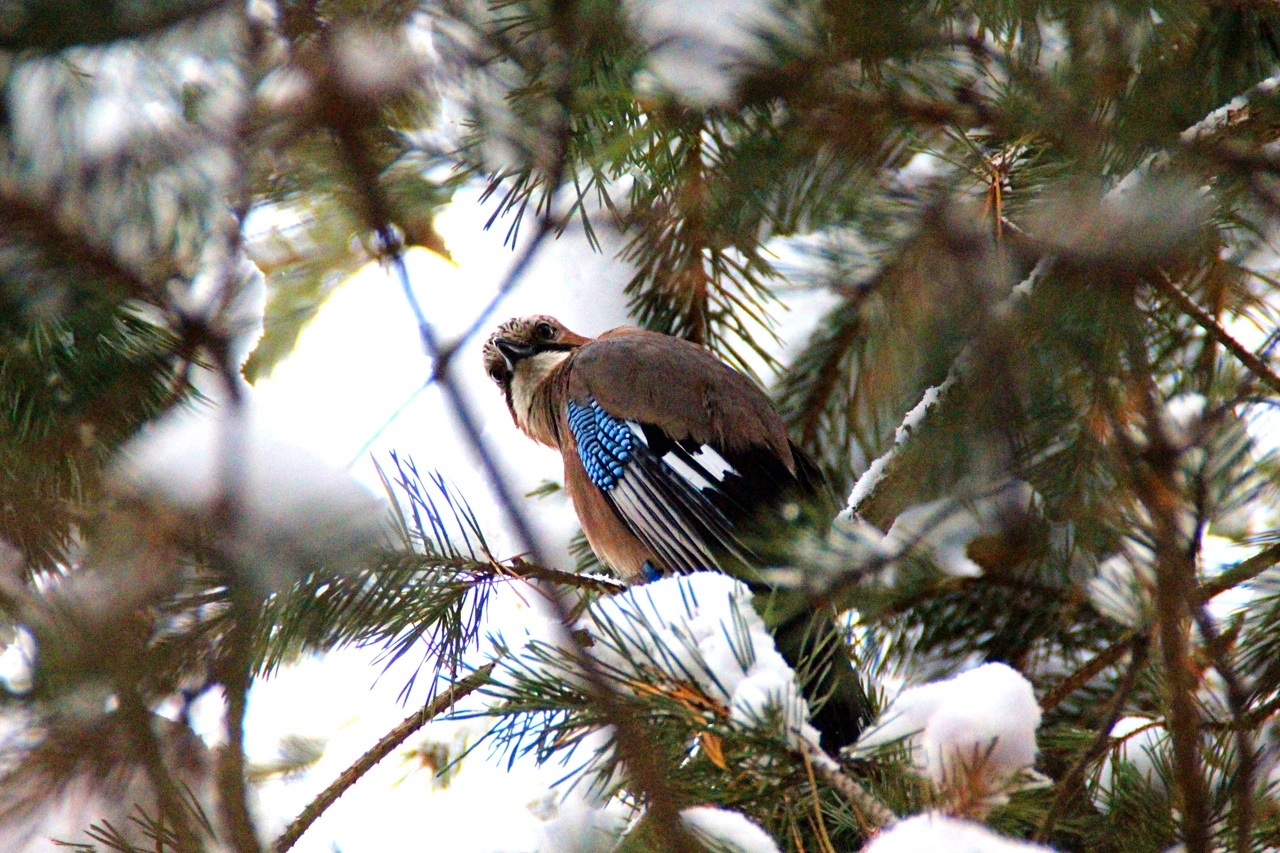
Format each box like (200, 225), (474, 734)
(567, 399), (633, 490)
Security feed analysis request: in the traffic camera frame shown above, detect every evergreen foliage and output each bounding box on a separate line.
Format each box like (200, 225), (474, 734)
(0, 0), (1278, 851)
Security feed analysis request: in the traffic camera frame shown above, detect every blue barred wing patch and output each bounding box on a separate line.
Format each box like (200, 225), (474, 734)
(567, 399), (633, 490)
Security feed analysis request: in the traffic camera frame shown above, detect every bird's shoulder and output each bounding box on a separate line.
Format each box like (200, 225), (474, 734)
(564, 329), (790, 460)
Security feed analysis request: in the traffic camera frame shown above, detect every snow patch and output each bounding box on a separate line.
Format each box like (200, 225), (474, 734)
(857, 663), (1041, 799)
(113, 398), (386, 591)
(682, 806), (780, 853)
(533, 792), (630, 853)
(494, 573), (820, 749)
(865, 813), (1056, 853)
(625, 0), (802, 107)
(1094, 716), (1166, 805)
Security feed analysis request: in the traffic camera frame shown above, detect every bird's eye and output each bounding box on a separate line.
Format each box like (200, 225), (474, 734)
(488, 364), (506, 383)
(535, 322), (556, 340)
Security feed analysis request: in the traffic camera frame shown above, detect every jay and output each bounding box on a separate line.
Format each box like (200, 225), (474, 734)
(483, 315), (870, 750)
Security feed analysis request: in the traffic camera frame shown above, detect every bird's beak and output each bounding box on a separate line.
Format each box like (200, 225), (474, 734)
(494, 337), (538, 371)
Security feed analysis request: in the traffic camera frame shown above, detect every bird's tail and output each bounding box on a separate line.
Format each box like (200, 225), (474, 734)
(769, 606), (873, 753)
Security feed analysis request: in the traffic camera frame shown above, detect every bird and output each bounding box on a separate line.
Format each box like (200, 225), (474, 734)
(482, 314), (871, 751)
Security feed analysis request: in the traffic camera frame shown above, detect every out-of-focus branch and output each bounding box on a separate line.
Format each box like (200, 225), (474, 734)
(1193, 606), (1255, 853)
(1119, 335), (1209, 853)
(1036, 637), (1150, 842)
(117, 688), (204, 853)
(216, 588), (265, 853)
(0, 186), (169, 304)
(1150, 272), (1280, 397)
(273, 663), (496, 853)
(1039, 634), (1137, 715)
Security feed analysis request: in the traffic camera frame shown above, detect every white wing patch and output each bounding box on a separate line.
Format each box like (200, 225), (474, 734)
(626, 422), (738, 494)
(684, 445), (736, 481)
(663, 453), (715, 492)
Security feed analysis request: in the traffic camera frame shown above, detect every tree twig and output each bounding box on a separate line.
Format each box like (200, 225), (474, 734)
(1193, 606), (1255, 853)
(273, 663), (496, 853)
(1197, 541), (1280, 603)
(1039, 634), (1136, 715)
(1121, 333), (1210, 853)
(1036, 637), (1150, 842)
(1149, 272), (1280, 397)
(216, 584), (265, 853)
(802, 740), (897, 832)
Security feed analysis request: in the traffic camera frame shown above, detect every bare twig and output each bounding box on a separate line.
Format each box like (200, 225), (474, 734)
(273, 664), (496, 853)
(1149, 272), (1280, 397)
(1039, 634), (1137, 715)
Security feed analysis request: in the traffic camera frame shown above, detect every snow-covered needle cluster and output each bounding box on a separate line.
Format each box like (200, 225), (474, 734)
(486, 574), (821, 768)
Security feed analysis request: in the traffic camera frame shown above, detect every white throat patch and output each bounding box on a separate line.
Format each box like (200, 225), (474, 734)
(510, 350), (571, 428)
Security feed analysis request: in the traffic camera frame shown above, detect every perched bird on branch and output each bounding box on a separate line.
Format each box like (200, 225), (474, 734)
(483, 315), (871, 751)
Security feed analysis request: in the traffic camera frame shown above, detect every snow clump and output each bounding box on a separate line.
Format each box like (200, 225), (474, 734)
(857, 663), (1042, 802)
(496, 572), (821, 749)
(865, 813), (1057, 853)
(624, 0), (803, 107)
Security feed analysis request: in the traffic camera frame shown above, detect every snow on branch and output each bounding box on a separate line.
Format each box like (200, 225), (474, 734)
(856, 663), (1043, 815)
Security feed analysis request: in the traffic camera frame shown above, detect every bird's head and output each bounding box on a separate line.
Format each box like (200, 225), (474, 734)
(483, 316), (591, 426)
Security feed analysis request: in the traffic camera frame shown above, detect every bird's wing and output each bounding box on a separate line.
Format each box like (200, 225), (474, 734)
(562, 331), (827, 576)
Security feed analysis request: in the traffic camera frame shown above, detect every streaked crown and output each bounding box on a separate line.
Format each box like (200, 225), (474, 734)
(482, 315), (583, 388)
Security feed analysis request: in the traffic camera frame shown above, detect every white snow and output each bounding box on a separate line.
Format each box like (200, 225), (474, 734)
(531, 790), (630, 853)
(682, 806), (781, 853)
(857, 663), (1041, 799)
(1161, 392), (1207, 449)
(113, 397), (386, 592)
(334, 24), (424, 99)
(864, 813), (1056, 853)
(882, 481), (1036, 578)
(494, 573), (821, 749)
(1094, 716), (1166, 805)
(1087, 538), (1154, 630)
(624, 0), (801, 107)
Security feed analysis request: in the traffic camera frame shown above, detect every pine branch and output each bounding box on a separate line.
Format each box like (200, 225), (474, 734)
(1120, 338), (1210, 853)
(803, 741), (897, 831)
(1193, 606), (1255, 853)
(273, 663), (496, 853)
(0, 186), (167, 305)
(1040, 634), (1137, 715)
(846, 257), (1050, 511)
(1149, 271), (1280, 397)
(1198, 542), (1280, 602)
(1036, 637), (1150, 842)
